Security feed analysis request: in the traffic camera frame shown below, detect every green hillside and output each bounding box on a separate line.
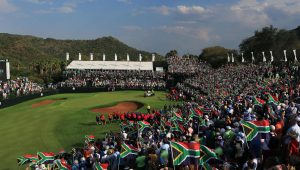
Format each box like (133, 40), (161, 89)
(0, 33), (162, 83)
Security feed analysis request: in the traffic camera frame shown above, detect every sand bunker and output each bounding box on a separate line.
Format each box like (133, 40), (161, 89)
(90, 102), (143, 114)
(31, 98), (66, 108)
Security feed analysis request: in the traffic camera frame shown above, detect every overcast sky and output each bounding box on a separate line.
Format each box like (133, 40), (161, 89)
(0, 0), (299, 55)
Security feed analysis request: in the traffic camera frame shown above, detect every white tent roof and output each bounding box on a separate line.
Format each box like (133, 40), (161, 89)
(66, 60), (153, 71)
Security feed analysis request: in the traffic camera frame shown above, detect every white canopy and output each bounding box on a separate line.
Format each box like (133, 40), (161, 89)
(66, 60), (153, 71)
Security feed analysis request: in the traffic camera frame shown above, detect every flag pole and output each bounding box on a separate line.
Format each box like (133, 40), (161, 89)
(117, 154), (121, 170)
(240, 121), (250, 149)
(170, 142), (176, 170)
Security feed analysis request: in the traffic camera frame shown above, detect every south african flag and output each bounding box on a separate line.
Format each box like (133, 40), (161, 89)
(137, 121), (150, 132)
(194, 107), (204, 116)
(199, 145), (218, 165)
(120, 143), (139, 158)
(202, 162), (217, 170)
(253, 97), (265, 107)
(241, 120), (270, 141)
(171, 122), (185, 133)
(85, 135), (95, 143)
(171, 142), (200, 165)
(173, 112), (183, 121)
(189, 108), (200, 119)
(53, 159), (70, 170)
(199, 116), (206, 127)
(161, 119), (171, 127)
(95, 162), (109, 170)
(37, 152), (55, 164)
(120, 120), (134, 131)
(17, 156), (29, 166)
(24, 154), (38, 167)
(266, 93), (279, 105)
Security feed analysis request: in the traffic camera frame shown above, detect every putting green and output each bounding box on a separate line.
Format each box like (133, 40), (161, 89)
(0, 90), (178, 169)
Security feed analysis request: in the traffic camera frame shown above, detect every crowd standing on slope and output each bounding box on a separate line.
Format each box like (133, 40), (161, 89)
(167, 56), (209, 75)
(17, 56), (300, 170)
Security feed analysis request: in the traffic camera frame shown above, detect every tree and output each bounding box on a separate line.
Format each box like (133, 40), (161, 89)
(165, 50), (178, 58)
(182, 53), (198, 59)
(199, 46), (232, 67)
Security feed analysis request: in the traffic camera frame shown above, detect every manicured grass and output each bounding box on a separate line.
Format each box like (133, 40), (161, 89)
(0, 90), (178, 170)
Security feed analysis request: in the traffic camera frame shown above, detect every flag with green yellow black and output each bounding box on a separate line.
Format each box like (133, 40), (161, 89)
(171, 141), (200, 165)
(241, 120), (270, 141)
(17, 156), (29, 166)
(137, 121), (150, 132)
(120, 143), (139, 158)
(199, 145), (218, 165)
(95, 162), (109, 170)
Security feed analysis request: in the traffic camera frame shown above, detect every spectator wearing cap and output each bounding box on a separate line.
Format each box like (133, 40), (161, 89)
(243, 110), (252, 121)
(251, 114), (257, 121)
(147, 105), (151, 114)
(79, 157), (87, 170)
(72, 160), (79, 170)
(243, 157), (258, 170)
(233, 122), (240, 133)
(122, 131), (128, 140)
(215, 135), (224, 148)
(270, 125), (277, 137)
(223, 126), (235, 143)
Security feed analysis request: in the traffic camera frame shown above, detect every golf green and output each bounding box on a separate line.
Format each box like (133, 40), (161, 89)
(0, 90), (178, 169)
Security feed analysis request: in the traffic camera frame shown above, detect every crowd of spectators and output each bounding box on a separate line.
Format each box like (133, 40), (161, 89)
(16, 56), (300, 170)
(175, 63), (300, 103)
(60, 70), (166, 90)
(167, 56), (209, 75)
(0, 77), (44, 100)
(73, 62), (300, 170)
(25, 91), (300, 170)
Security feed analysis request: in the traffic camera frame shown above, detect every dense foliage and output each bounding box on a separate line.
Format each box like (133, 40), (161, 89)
(199, 25), (300, 67)
(239, 25), (300, 63)
(199, 46), (234, 67)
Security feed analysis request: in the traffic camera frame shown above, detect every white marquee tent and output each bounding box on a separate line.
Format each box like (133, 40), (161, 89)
(66, 61), (153, 71)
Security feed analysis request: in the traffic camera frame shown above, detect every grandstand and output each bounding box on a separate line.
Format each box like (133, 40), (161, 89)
(62, 59), (166, 90)
(66, 60), (153, 71)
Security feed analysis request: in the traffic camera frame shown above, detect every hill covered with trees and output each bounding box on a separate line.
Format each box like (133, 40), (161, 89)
(0, 33), (160, 83)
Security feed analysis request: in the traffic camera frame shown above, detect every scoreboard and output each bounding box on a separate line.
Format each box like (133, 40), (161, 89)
(0, 60), (10, 81)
